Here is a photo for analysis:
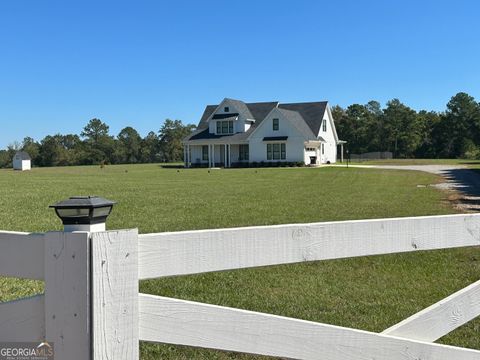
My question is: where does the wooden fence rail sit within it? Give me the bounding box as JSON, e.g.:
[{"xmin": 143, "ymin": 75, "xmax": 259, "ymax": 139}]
[
  {"xmin": 138, "ymin": 213, "xmax": 480, "ymax": 279},
  {"xmin": 1, "ymin": 214, "xmax": 480, "ymax": 360}
]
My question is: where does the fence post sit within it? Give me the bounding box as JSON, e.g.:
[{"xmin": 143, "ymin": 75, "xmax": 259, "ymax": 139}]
[
  {"xmin": 91, "ymin": 229, "xmax": 139, "ymax": 360},
  {"xmin": 44, "ymin": 231, "xmax": 91, "ymax": 359},
  {"xmin": 45, "ymin": 196, "xmax": 139, "ymax": 359}
]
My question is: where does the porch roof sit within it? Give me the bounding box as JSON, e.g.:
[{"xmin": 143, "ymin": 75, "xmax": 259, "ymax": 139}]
[
  {"xmin": 184, "ymin": 128, "xmax": 250, "ymax": 144},
  {"xmin": 263, "ymin": 136, "xmax": 288, "ymax": 141},
  {"xmin": 211, "ymin": 113, "xmax": 239, "ymax": 120}
]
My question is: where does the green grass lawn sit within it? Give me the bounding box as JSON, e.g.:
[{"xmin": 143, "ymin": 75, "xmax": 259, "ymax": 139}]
[{"xmin": 0, "ymin": 164, "xmax": 479, "ymax": 359}]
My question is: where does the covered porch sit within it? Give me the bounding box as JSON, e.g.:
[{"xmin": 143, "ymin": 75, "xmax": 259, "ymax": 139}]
[
  {"xmin": 337, "ymin": 140, "xmax": 347, "ymax": 162},
  {"xmin": 183, "ymin": 142, "xmax": 249, "ymax": 168},
  {"xmin": 304, "ymin": 140, "xmax": 324, "ymax": 165}
]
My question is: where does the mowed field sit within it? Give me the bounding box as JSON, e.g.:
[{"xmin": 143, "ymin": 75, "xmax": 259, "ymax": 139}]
[{"xmin": 1, "ymin": 164, "xmax": 479, "ymax": 359}]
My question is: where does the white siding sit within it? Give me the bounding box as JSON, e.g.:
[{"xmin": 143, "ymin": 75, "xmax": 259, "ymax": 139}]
[
  {"xmin": 22, "ymin": 160, "xmax": 31, "ymax": 170},
  {"xmin": 304, "ymin": 149, "xmax": 318, "ymax": 165},
  {"xmin": 230, "ymin": 144, "xmax": 241, "ymax": 164},
  {"xmin": 190, "ymin": 146, "xmax": 205, "ymax": 165},
  {"xmin": 248, "ymin": 109, "xmax": 306, "ymax": 163},
  {"xmin": 318, "ymin": 107, "xmax": 337, "ymax": 163},
  {"xmin": 13, "ymin": 158, "xmax": 31, "ymax": 170},
  {"xmin": 207, "ymin": 99, "xmax": 250, "ymax": 135}
]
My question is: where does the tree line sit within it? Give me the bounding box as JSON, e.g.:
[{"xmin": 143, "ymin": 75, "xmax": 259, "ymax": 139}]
[
  {"xmin": 333, "ymin": 92, "xmax": 480, "ymax": 159},
  {"xmin": 0, "ymin": 119, "xmax": 195, "ymax": 168},
  {"xmin": 1, "ymin": 91, "xmax": 479, "ymax": 168}
]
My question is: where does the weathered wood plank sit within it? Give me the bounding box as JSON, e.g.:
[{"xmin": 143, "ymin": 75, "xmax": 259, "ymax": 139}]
[
  {"xmin": 138, "ymin": 214, "xmax": 480, "ymax": 279},
  {"xmin": 383, "ymin": 279, "xmax": 480, "ymax": 342},
  {"xmin": 44, "ymin": 232, "xmax": 90, "ymax": 360},
  {"xmin": 0, "ymin": 294, "xmax": 45, "ymax": 341},
  {"xmin": 138, "ymin": 293, "xmax": 480, "ymax": 360},
  {"xmin": 0, "ymin": 231, "xmax": 44, "ymax": 280},
  {"xmin": 91, "ymin": 230, "xmax": 139, "ymax": 360}
]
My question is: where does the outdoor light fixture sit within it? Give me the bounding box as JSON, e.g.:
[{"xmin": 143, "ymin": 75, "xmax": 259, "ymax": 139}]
[{"xmin": 50, "ymin": 196, "xmax": 116, "ymax": 232}]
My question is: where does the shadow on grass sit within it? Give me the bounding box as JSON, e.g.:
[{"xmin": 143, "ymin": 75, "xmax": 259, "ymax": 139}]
[
  {"xmin": 440, "ymin": 168, "xmax": 480, "ymax": 211},
  {"xmin": 160, "ymin": 164, "xmax": 185, "ymax": 169}
]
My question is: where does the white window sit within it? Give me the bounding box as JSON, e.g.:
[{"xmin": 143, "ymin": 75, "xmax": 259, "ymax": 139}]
[
  {"xmin": 267, "ymin": 143, "xmax": 286, "ymax": 160},
  {"xmin": 216, "ymin": 120, "xmax": 234, "ymax": 134},
  {"xmin": 239, "ymin": 144, "xmax": 249, "ymax": 161},
  {"xmin": 202, "ymin": 145, "xmax": 209, "ymax": 160},
  {"xmin": 224, "ymin": 106, "xmax": 229, "ymax": 112},
  {"xmin": 322, "ymin": 119, "xmax": 327, "ymax": 132},
  {"xmin": 273, "ymin": 118, "xmax": 279, "ymax": 131}
]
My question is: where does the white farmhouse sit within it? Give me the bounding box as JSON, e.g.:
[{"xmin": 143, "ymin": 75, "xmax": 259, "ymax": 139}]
[
  {"xmin": 13, "ymin": 151, "xmax": 32, "ymax": 171},
  {"xmin": 183, "ymin": 98, "xmax": 345, "ymax": 167}
]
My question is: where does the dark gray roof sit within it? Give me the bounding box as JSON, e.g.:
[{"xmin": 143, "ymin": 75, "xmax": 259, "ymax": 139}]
[
  {"xmin": 225, "ymin": 98, "xmax": 255, "ymax": 120},
  {"xmin": 278, "ymin": 101, "xmax": 328, "ymax": 136},
  {"xmin": 275, "ymin": 108, "xmax": 316, "ymax": 138},
  {"xmin": 198, "ymin": 105, "xmax": 218, "ymax": 127},
  {"xmin": 186, "ymin": 99, "xmax": 328, "ymax": 142},
  {"xmin": 187, "ymin": 128, "xmax": 250, "ymax": 142},
  {"xmin": 246, "ymin": 102, "xmax": 280, "ymax": 122},
  {"xmin": 212, "ymin": 113, "xmax": 239, "ymax": 120},
  {"xmin": 187, "ymin": 101, "xmax": 279, "ymax": 142},
  {"xmin": 15, "ymin": 151, "xmax": 31, "ymax": 160}
]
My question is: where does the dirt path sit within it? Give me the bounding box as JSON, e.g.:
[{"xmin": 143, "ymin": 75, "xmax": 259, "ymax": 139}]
[{"xmin": 332, "ymin": 164, "xmax": 480, "ymax": 211}]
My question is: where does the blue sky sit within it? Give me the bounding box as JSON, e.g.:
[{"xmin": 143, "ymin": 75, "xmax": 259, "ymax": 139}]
[{"xmin": 1, "ymin": 0, "xmax": 479, "ymax": 148}]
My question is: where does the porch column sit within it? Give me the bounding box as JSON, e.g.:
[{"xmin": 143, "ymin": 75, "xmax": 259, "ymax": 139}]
[
  {"xmin": 341, "ymin": 143, "xmax": 344, "ymax": 163},
  {"xmin": 208, "ymin": 145, "xmax": 211, "ymax": 168},
  {"xmin": 187, "ymin": 144, "xmax": 190, "ymax": 168},
  {"xmin": 212, "ymin": 144, "xmax": 215, "ymax": 167},
  {"xmin": 228, "ymin": 144, "xmax": 231, "ymax": 168},
  {"xmin": 224, "ymin": 145, "xmax": 227, "ymax": 168},
  {"xmin": 183, "ymin": 145, "xmax": 187, "ymax": 168}
]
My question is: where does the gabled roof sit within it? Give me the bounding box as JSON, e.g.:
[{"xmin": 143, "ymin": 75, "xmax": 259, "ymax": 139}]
[
  {"xmin": 275, "ymin": 108, "xmax": 316, "ymax": 139},
  {"xmin": 188, "ymin": 101, "xmax": 279, "ymax": 142},
  {"xmin": 278, "ymin": 101, "xmax": 328, "ymax": 136},
  {"xmin": 186, "ymin": 99, "xmax": 330, "ymax": 142},
  {"xmin": 14, "ymin": 151, "xmax": 31, "ymax": 160},
  {"xmin": 225, "ymin": 98, "xmax": 255, "ymax": 120}
]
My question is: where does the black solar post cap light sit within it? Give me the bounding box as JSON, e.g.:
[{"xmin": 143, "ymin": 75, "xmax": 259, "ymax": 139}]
[{"xmin": 50, "ymin": 196, "xmax": 116, "ymax": 232}]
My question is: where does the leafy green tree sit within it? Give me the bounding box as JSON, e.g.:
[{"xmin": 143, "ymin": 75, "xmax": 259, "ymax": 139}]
[
  {"xmin": 81, "ymin": 119, "xmax": 110, "ymax": 143},
  {"xmin": 21, "ymin": 137, "xmax": 40, "ymax": 165},
  {"xmin": 414, "ymin": 111, "xmax": 441, "ymax": 158},
  {"xmin": 80, "ymin": 119, "xmax": 115, "ymax": 164},
  {"xmin": 0, "ymin": 150, "xmax": 10, "ymax": 168},
  {"xmin": 158, "ymin": 119, "xmax": 196, "ymax": 162},
  {"xmin": 333, "ymin": 102, "xmax": 383, "ymax": 154},
  {"xmin": 38, "ymin": 135, "xmax": 69, "ymax": 166},
  {"xmin": 140, "ymin": 131, "xmax": 160, "ymax": 163},
  {"xmin": 117, "ymin": 126, "xmax": 142, "ymax": 163},
  {"xmin": 439, "ymin": 92, "xmax": 480, "ymax": 158},
  {"xmin": 383, "ymin": 99, "xmax": 419, "ymax": 157}
]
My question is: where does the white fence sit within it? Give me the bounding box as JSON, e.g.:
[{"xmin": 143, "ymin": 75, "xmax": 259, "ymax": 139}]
[{"xmin": 1, "ymin": 214, "xmax": 480, "ymax": 359}]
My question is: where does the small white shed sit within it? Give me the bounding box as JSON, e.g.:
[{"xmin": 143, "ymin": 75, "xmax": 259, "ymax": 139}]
[{"xmin": 13, "ymin": 151, "xmax": 32, "ymax": 171}]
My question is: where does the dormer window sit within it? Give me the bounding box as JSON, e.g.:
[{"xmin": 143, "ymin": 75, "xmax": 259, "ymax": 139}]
[
  {"xmin": 216, "ymin": 120, "xmax": 234, "ymax": 134},
  {"xmin": 273, "ymin": 118, "xmax": 279, "ymax": 131},
  {"xmin": 224, "ymin": 106, "xmax": 229, "ymax": 112}
]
